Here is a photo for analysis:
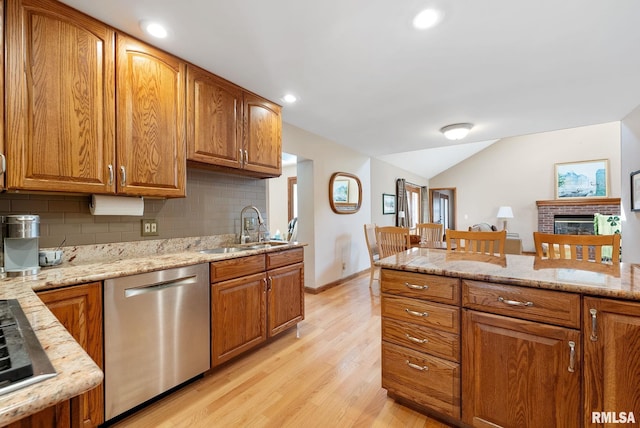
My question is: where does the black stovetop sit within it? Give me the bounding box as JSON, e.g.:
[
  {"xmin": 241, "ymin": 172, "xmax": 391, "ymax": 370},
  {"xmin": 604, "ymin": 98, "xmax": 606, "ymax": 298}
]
[{"xmin": 0, "ymin": 300, "xmax": 56, "ymax": 395}]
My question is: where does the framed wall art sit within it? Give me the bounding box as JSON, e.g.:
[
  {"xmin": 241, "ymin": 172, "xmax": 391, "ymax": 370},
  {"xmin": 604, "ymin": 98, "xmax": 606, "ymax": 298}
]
[
  {"xmin": 555, "ymin": 159, "xmax": 608, "ymax": 199},
  {"xmin": 382, "ymin": 193, "xmax": 395, "ymax": 215}
]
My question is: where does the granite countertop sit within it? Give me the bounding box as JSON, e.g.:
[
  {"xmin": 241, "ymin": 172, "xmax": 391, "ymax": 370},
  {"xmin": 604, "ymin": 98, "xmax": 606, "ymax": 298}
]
[
  {"xmin": 0, "ymin": 237, "xmax": 304, "ymax": 426},
  {"xmin": 377, "ymin": 247, "xmax": 640, "ymax": 300}
]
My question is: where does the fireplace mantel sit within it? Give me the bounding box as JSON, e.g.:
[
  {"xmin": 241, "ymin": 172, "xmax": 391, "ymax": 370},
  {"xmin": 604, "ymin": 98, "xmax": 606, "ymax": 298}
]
[{"xmin": 536, "ymin": 198, "xmax": 621, "ymax": 207}]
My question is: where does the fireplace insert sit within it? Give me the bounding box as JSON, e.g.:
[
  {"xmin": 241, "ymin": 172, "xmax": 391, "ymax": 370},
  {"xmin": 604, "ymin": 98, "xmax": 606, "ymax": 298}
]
[{"xmin": 554, "ymin": 214, "xmax": 594, "ymax": 235}]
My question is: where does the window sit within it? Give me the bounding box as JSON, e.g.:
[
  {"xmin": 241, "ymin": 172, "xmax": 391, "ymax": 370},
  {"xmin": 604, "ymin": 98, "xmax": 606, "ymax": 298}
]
[{"xmin": 405, "ymin": 183, "xmax": 422, "ymax": 229}]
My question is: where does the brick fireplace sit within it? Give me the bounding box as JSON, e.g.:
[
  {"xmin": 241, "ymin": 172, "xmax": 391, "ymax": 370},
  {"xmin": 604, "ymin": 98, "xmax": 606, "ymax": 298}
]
[{"xmin": 536, "ymin": 198, "xmax": 621, "ymax": 234}]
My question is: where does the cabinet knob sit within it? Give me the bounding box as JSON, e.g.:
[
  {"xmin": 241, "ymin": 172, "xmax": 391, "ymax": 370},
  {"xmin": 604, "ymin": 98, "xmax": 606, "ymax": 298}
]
[
  {"xmin": 405, "ymin": 308, "xmax": 429, "ymax": 317},
  {"xmin": 498, "ymin": 296, "xmax": 534, "ymax": 307},
  {"xmin": 405, "ymin": 360, "xmax": 428, "ymax": 372},
  {"xmin": 120, "ymin": 165, "xmax": 126, "ymax": 186},
  {"xmin": 0, "ymin": 154, "xmax": 6, "ymax": 175},
  {"xmin": 404, "ymin": 282, "xmax": 429, "ymax": 291},
  {"xmin": 107, "ymin": 164, "xmax": 114, "ymax": 186}
]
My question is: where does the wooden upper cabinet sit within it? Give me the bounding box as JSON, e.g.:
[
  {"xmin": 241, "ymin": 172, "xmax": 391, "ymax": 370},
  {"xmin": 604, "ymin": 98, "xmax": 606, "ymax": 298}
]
[
  {"xmin": 186, "ymin": 64, "xmax": 242, "ymax": 169},
  {"xmin": 243, "ymin": 93, "xmax": 282, "ymax": 177},
  {"xmin": 5, "ymin": 0, "xmax": 116, "ymax": 193},
  {"xmin": 116, "ymin": 34, "xmax": 186, "ymax": 197}
]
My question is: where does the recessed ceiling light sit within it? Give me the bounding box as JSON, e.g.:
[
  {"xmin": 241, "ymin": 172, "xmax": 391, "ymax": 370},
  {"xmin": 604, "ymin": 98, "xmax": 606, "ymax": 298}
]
[
  {"xmin": 140, "ymin": 20, "xmax": 168, "ymax": 39},
  {"xmin": 440, "ymin": 123, "xmax": 473, "ymax": 140},
  {"xmin": 282, "ymin": 94, "xmax": 298, "ymax": 104},
  {"xmin": 412, "ymin": 8, "xmax": 442, "ymax": 30}
]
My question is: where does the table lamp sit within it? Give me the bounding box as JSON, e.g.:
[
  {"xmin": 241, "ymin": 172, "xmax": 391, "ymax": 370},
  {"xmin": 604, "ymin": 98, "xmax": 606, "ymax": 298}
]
[{"xmin": 496, "ymin": 206, "xmax": 514, "ymax": 231}]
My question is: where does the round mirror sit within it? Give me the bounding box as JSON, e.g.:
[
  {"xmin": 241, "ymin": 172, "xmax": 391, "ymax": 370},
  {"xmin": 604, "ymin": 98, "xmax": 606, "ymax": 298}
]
[{"xmin": 329, "ymin": 172, "xmax": 362, "ymax": 214}]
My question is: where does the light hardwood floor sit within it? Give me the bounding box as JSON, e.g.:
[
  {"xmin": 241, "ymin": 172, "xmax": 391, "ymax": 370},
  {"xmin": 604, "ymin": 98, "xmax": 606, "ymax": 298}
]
[{"xmin": 111, "ymin": 273, "xmax": 450, "ymax": 428}]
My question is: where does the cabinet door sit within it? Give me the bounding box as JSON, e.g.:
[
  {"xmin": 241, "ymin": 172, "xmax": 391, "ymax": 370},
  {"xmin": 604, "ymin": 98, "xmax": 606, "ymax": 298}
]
[
  {"xmin": 186, "ymin": 64, "xmax": 242, "ymax": 169},
  {"xmin": 5, "ymin": 402, "xmax": 71, "ymax": 428},
  {"xmin": 116, "ymin": 34, "xmax": 186, "ymax": 197},
  {"xmin": 38, "ymin": 282, "xmax": 104, "ymax": 427},
  {"xmin": 242, "ymin": 93, "xmax": 281, "ymax": 177},
  {"xmin": 267, "ymin": 262, "xmax": 304, "ymax": 337},
  {"xmin": 211, "ymin": 272, "xmax": 267, "ymax": 366},
  {"xmin": 6, "ymin": 0, "xmax": 116, "ymax": 193},
  {"xmin": 584, "ymin": 297, "xmax": 640, "ymax": 427},
  {"xmin": 462, "ymin": 310, "xmax": 581, "ymax": 428}
]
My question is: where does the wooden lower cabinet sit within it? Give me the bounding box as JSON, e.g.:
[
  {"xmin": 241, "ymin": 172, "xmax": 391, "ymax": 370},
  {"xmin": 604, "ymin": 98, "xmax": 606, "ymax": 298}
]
[
  {"xmin": 211, "ymin": 271, "xmax": 267, "ymax": 366},
  {"xmin": 267, "ymin": 258, "xmax": 304, "ymax": 337},
  {"xmin": 583, "ymin": 297, "xmax": 640, "ymax": 427},
  {"xmin": 16, "ymin": 282, "xmax": 104, "ymax": 428},
  {"xmin": 462, "ymin": 309, "xmax": 581, "ymax": 428},
  {"xmin": 211, "ymin": 248, "xmax": 305, "ymax": 367}
]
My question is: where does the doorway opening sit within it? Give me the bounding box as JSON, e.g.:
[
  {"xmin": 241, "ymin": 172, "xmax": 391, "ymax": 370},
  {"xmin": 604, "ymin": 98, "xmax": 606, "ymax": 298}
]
[{"xmin": 429, "ymin": 188, "xmax": 456, "ymax": 232}]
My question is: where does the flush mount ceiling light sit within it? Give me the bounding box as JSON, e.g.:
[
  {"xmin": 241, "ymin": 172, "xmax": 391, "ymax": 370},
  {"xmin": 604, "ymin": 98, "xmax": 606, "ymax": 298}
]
[
  {"xmin": 440, "ymin": 123, "xmax": 473, "ymax": 140},
  {"xmin": 412, "ymin": 8, "xmax": 443, "ymax": 30},
  {"xmin": 139, "ymin": 20, "xmax": 168, "ymax": 39}
]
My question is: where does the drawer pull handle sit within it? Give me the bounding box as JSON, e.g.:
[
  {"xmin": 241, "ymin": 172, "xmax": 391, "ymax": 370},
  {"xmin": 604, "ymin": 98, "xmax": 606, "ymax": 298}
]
[
  {"xmin": 405, "ymin": 360, "xmax": 428, "ymax": 371},
  {"xmin": 498, "ymin": 296, "xmax": 533, "ymax": 307},
  {"xmin": 404, "ymin": 282, "xmax": 429, "ymax": 291},
  {"xmin": 568, "ymin": 341, "xmax": 576, "ymax": 373},
  {"xmin": 405, "ymin": 333, "xmax": 428, "ymax": 344},
  {"xmin": 405, "ymin": 308, "xmax": 429, "ymax": 317},
  {"xmin": 590, "ymin": 309, "xmax": 598, "ymax": 342}
]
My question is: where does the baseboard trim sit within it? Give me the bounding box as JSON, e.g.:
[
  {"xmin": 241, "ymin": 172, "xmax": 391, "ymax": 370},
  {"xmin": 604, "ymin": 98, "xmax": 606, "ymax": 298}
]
[{"xmin": 304, "ymin": 269, "xmax": 369, "ymax": 294}]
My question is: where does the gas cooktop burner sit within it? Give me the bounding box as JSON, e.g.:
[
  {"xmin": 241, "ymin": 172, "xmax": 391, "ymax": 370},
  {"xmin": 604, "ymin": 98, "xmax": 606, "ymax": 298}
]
[{"xmin": 0, "ymin": 300, "xmax": 56, "ymax": 395}]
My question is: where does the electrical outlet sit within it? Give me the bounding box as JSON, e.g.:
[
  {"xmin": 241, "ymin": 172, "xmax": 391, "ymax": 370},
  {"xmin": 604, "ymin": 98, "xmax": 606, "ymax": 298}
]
[{"xmin": 141, "ymin": 219, "xmax": 159, "ymax": 236}]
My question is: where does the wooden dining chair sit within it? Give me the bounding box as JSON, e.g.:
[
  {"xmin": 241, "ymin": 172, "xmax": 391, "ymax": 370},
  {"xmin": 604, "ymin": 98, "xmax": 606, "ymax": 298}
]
[
  {"xmin": 375, "ymin": 226, "xmax": 411, "ymax": 258},
  {"xmin": 415, "ymin": 223, "xmax": 444, "ymax": 243},
  {"xmin": 446, "ymin": 229, "xmax": 507, "ymax": 256},
  {"xmin": 363, "ymin": 224, "xmax": 381, "ymax": 287},
  {"xmin": 533, "ymin": 232, "xmax": 621, "ymax": 263}
]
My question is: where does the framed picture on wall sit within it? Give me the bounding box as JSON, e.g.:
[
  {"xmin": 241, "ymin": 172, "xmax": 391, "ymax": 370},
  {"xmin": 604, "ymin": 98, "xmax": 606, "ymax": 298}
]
[
  {"xmin": 555, "ymin": 159, "xmax": 608, "ymax": 199},
  {"xmin": 382, "ymin": 193, "xmax": 396, "ymax": 215},
  {"xmin": 631, "ymin": 170, "xmax": 640, "ymax": 211}
]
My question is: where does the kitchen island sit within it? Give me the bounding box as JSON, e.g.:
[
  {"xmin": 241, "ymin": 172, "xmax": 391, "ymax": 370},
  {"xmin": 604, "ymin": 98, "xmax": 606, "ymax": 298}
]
[
  {"xmin": 0, "ymin": 237, "xmax": 304, "ymax": 426},
  {"xmin": 377, "ymin": 247, "xmax": 640, "ymax": 428}
]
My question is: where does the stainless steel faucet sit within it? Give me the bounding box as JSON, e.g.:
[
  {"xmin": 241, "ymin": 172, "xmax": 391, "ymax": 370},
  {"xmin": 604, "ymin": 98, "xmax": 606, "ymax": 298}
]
[{"xmin": 239, "ymin": 205, "xmax": 265, "ymax": 244}]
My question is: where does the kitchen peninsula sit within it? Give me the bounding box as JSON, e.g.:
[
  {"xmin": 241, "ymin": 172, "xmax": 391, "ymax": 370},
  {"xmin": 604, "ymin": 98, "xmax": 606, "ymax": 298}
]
[
  {"xmin": 378, "ymin": 247, "xmax": 640, "ymax": 427},
  {"xmin": 0, "ymin": 237, "xmax": 305, "ymax": 427}
]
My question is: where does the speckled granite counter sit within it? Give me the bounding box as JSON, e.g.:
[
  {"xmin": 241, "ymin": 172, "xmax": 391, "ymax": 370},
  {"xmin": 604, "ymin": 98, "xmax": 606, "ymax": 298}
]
[
  {"xmin": 0, "ymin": 236, "xmax": 303, "ymax": 426},
  {"xmin": 377, "ymin": 247, "xmax": 640, "ymax": 300}
]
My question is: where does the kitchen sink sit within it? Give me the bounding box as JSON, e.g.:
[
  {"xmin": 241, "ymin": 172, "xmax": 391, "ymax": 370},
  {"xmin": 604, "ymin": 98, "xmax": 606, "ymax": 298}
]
[
  {"xmin": 199, "ymin": 241, "xmax": 288, "ymax": 255},
  {"xmin": 199, "ymin": 247, "xmax": 245, "ymax": 254}
]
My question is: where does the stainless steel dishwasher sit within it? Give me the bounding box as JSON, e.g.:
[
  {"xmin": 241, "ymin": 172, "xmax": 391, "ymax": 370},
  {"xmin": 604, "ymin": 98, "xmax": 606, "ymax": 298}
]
[{"xmin": 104, "ymin": 263, "xmax": 210, "ymax": 421}]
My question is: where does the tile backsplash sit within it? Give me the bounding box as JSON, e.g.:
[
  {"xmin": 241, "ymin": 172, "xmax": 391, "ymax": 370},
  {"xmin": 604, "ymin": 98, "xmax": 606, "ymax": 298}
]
[{"xmin": 0, "ymin": 169, "xmax": 267, "ymax": 248}]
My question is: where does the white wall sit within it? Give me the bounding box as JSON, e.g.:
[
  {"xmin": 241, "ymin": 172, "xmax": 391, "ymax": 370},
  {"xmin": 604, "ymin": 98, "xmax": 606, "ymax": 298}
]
[
  {"xmin": 429, "ymin": 122, "xmax": 621, "ymax": 252},
  {"xmin": 282, "ymin": 122, "xmax": 425, "ymax": 290},
  {"xmin": 621, "ymin": 105, "xmax": 640, "ymax": 262},
  {"xmin": 267, "ymin": 164, "xmax": 297, "ymax": 238},
  {"xmin": 370, "ymin": 158, "xmax": 428, "ymax": 227}
]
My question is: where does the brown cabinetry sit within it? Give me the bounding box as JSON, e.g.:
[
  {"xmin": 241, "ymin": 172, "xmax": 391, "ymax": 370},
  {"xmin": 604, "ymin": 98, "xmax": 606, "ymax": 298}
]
[
  {"xmin": 5, "ymin": 0, "xmax": 116, "ymax": 194},
  {"xmin": 5, "ymin": 0, "xmax": 185, "ymax": 197},
  {"xmin": 211, "ymin": 248, "xmax": 304, "ymax": 367},
  {"xmin": 116, "ymin": 34, "xmax": 186, "ymax": 197},
  {"xmin": 583, "ymin": 297, "xmax": 640, "ymax": 427},
  {"xmin": 462, "ymin": 310, "xmax": 581, "ymax": 428},
  {"xmin": 187, "ymin": 66, "xmax": 281, "ymax": 178},
  {"xmin": 30, "ymin": 282, "xmax": 104, "ymax": 428},
  {"xmin": 461, "ymin": 280, "xmax": 581, "ymax": 427},
  {"xmin": 266, "ymin": 248, "xmax": 304, "ymax": 336},
  {"xmin": 380, "ymin": 269, "xmax": 461, "ymax": 419}
]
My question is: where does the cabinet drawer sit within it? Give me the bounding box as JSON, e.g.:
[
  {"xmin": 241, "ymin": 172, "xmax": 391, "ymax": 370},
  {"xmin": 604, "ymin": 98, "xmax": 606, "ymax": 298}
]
[
  {"xmin": 382, "ymin": 318, "xmax": 460, "ymax": 362},
  {"xmin": 462, "ymin": 280, "xmax": 581, "ymax": 328},
  {"xmin": 382, "ymin": 342, "xmax": 460, "ymax": 418},
  {"xmin": 382, "ymin": 294, "xmax": 459, "ymax": 333},
  {"xmin": 381, "ymin": 269, "xmax": 460, "ymax": 304},
  {"xmin": 266, "ymin": 247, "xmax": 304, "ymax": 270},
  {"xmin": 210, "ymin": 254, "xmax": 265, "ymax": 282}
]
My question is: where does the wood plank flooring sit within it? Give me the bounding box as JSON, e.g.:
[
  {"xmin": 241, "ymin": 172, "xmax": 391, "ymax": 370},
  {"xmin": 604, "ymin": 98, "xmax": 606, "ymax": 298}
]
[{"xmin": 111, "ymin": 273, "xmax": 451, "ymax": 428}]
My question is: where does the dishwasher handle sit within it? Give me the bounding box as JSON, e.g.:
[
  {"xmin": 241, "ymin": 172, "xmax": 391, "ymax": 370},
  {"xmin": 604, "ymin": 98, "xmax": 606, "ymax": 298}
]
[{"xmin": 124, "ymin": 275, "xmax": 199, "ymax": 298}]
